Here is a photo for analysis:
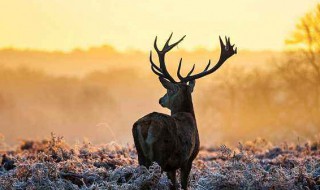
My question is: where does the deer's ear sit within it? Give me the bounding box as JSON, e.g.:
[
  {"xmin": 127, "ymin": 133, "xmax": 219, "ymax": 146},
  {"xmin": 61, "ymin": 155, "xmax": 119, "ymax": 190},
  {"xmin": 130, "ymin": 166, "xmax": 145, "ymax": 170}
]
[
  {"xmin": 188, "ymin": 80, "xmax": 196, "ymax": 92},
  {"xmin": 159, "ymin": 77, "xmax": 176, "ymax": 90}
]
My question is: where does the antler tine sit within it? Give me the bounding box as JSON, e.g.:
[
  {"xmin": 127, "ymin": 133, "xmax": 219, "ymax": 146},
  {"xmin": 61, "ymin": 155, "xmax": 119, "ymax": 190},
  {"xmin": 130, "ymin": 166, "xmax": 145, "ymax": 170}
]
[
  {"xmin": 219, "ymin": 36, "xmax": 225, "ymax": 49},
  {"xmin": 151, "ymin": 65, "xmax": 165, "ymax": 78},
  {"xmin": 164, "ymin": 35, "xmax": 185, "ymax": 52},
  {"xmin": 203, "ymin": 60, "xmax": 211, "ymax": 71},
  {"xmin": 177, "ymin": 59, "xmax": 195, "ymax": 81},
  {"xmin": 150, "ymin": 50, "xmax": 167, "ymax": 79},
  {"xmin": 163, "ymin": 32, "xmax": 173, "ymax": 49},
  {"xmin": 149, "ymin": 51, "xmax": 162, "ymax": 73},
  {"xmin": 186, "ymin": 64, "xmax": 195, "ymax": 77},
  {"xmin": 225, "ymin": 36, "xmax": 229, "ymax": 47},
  {"xmin": 179, "ymin": 36, "xmax": 237, "ymax": 83},
  {"xmin": 177, "ymin": 58, "xmax": 184, "ymax": 81},
  {"xmin": 154, "ymin": 36, "xmax": 160, "ymax": 53},
  {"xmin": 155, "ymin": 33, "xmax": 185, "ymax": 54}
]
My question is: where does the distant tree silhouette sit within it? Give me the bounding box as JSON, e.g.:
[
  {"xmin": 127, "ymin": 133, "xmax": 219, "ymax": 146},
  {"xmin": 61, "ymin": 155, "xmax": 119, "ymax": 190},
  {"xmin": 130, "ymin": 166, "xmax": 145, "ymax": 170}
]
[{"xmin": 278, "ymin": 3, "xmax": 320, "ymax": 127}]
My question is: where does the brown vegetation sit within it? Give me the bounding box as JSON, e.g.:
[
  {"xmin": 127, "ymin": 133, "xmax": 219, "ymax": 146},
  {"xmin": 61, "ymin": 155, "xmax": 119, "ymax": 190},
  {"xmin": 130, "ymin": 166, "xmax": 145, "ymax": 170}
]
[{"xmin": 0, "ymin": 136, "xmax": 320, "ymax": 189}]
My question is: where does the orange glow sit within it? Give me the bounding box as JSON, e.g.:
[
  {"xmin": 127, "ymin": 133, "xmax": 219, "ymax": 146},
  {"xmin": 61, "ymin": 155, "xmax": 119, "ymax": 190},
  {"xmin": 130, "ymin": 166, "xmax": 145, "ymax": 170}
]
[
  {"xmin": 0, "ymin": 0, "xmax": 319, "ymax": 51},
  {"xmin": 0, "ymin": 1, "xmax": 320, "ymax": 146}
]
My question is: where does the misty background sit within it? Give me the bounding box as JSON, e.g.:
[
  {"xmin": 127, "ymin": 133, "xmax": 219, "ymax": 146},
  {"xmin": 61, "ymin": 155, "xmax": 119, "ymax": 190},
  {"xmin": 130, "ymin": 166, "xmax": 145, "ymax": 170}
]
[{"xmin": 1, "ymin": 4, "xmax": 320, "ymax": 147}]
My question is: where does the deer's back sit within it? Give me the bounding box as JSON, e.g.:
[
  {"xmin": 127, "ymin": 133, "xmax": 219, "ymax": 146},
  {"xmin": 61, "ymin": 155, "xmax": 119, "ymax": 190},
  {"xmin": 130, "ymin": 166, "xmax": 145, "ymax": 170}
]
[{"xmin": 132, "ymin": 112, "xmax": 198, "ymax": 171}]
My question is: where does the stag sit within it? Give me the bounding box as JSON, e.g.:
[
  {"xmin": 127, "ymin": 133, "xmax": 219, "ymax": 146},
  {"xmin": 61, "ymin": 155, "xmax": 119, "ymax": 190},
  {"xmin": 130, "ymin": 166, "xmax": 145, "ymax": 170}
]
[{"xmin": 132, "ymin": 33, "xmax": 237, "ymax": 190}]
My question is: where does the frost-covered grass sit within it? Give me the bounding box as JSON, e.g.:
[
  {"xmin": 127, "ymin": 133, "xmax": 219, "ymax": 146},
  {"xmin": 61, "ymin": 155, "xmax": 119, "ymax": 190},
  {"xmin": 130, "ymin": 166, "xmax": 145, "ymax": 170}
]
[{"xmin": 1, "ymin": 135, "xmax": 320, "ymax": 189}]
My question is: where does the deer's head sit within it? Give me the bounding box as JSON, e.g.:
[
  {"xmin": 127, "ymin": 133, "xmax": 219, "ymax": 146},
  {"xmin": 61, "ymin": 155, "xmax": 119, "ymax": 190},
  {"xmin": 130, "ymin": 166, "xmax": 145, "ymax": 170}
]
[
  {"xmin": 150, "ymin": 33, "xmax": 237, "ymax": 113},
  {"xmin": 158, "ymin": 77, "xmax": 195, "ymax": 110}
]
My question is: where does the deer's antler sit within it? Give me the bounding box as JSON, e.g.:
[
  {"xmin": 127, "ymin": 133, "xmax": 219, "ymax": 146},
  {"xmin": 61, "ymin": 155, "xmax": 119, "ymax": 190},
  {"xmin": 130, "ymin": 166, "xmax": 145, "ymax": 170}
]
[
  {"xmin": 150, "ymin": 33, "xmax": 185, "ymax": 83},
  {"xmin": 150, "ymin": 34, "xmax": 237, "ymax": 83},
  {"xmin": 177, "ymin": 36, "xmax": 237, "ymax": 83}
]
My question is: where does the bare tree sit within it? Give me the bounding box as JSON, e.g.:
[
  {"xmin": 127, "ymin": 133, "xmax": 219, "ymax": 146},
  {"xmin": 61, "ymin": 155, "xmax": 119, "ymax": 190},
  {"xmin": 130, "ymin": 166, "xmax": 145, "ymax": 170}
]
[{"xmin": 285, "ymin": 4, "xmax": 320, "ymax": 108}]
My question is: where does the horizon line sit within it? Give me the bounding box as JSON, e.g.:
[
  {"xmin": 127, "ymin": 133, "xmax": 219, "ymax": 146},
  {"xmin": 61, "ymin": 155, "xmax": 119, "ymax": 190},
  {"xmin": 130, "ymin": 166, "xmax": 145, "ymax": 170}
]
[{"xmin": 0, "ymin": 44, "xmax": 284, "ymax": 54}]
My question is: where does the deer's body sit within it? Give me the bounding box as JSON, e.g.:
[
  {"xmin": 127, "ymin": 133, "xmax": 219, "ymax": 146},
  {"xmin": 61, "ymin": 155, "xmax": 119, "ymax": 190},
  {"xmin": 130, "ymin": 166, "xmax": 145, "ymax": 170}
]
[
  {"xmin": 132, "ymin": 34, "xmax": 237, "ymax": 190},
  {"xmin": 133, "ymin": 111, "xmax": 199, "ymax": 171}
]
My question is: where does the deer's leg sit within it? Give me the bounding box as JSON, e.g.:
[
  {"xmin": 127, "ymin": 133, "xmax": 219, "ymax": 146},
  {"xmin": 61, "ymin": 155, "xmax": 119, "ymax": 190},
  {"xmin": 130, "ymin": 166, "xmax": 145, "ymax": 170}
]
[
  {"xmin": 167, "ymin": 170, "xmax": 177, "ymax": 190},
  {"xmin": 180, "ymin": 161, "xmax": 192, "ymax": 190},
  {"xmin": 135, "ymin": 148, "xmax": 146, "ymax": 166},
  {"xmin": 132, "ymin": 126, "xmax": 147, "ymax": 166}
]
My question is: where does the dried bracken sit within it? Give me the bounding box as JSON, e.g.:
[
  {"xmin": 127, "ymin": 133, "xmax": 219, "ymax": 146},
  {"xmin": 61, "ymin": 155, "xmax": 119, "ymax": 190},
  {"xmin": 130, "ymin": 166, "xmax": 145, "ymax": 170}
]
[{"xmin": 0, "ymin": 137, "xmax": 319, "ymax": 189}]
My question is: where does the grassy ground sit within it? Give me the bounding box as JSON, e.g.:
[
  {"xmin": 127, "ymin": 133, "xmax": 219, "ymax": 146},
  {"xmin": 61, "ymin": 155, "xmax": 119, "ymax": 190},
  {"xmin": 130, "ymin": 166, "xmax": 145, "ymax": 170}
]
[{"xmin": 0, "ymin": 135, "xmax": 320, "ymax": 190}]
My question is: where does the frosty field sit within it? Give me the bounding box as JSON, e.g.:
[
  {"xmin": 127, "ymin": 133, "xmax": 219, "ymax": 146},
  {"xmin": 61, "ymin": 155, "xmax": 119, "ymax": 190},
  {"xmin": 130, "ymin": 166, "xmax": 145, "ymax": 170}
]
[{"xmin": 0, "ymin": 136, "xmax": 319, "ymax": 190}]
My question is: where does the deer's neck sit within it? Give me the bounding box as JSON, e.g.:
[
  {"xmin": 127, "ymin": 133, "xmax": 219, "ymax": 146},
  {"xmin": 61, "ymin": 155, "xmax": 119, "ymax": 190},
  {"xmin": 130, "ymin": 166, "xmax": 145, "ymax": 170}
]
[{"xmin": 171, "ymin": 94, "xmax": 196, "ymax": 119}]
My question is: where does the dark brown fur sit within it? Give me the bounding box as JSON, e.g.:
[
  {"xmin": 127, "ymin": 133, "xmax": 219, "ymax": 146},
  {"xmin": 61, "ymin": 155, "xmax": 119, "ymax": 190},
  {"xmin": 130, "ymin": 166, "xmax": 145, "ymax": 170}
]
[{"xmin": 132, "ymin": 84, "xmax": 199, "ymax": 190}]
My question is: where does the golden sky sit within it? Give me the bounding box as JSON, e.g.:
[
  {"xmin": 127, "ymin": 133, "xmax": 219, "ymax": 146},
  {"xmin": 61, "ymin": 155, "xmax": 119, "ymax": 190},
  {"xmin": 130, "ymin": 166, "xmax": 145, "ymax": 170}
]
[{"xmin": 0, "ymin": 0, "xmax": 319, "ymax": 51}]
